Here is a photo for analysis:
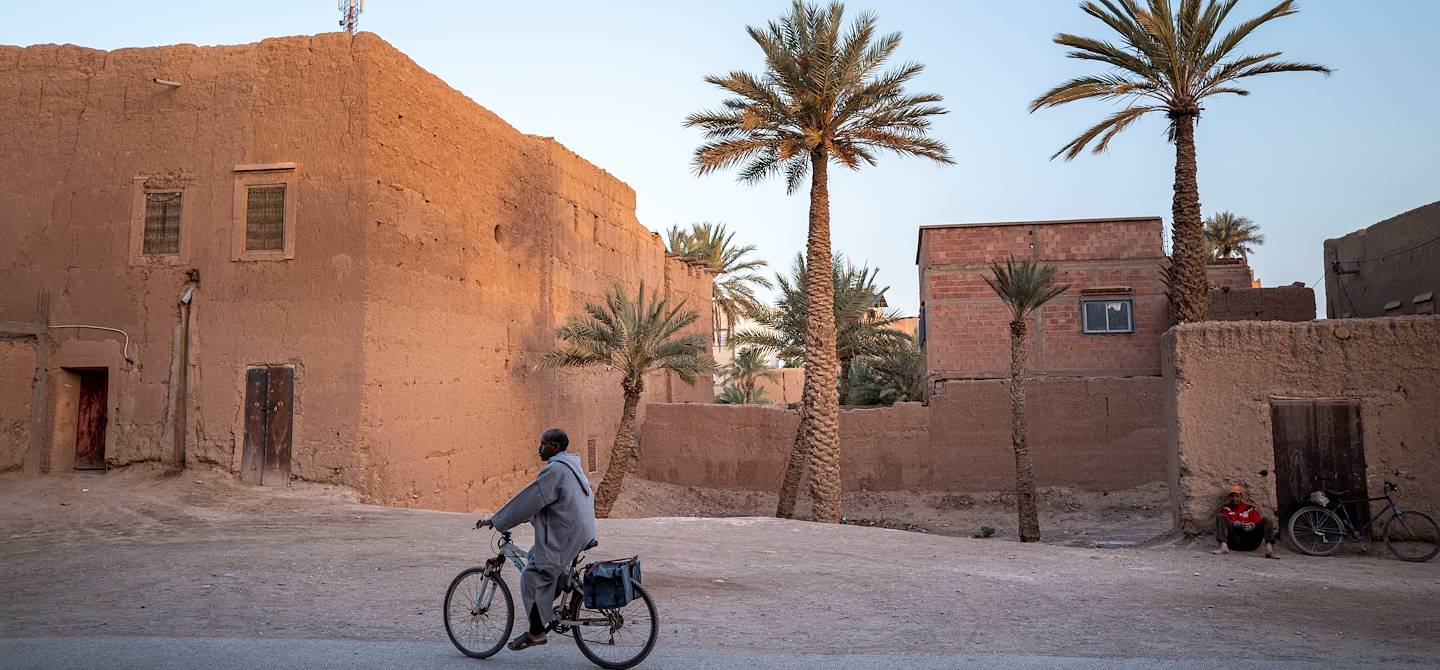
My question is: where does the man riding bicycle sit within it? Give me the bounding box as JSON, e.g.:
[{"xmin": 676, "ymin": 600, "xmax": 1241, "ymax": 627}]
[{"xmin": 476, "ymin": 428, "xmax": 596, "ymax": 651}]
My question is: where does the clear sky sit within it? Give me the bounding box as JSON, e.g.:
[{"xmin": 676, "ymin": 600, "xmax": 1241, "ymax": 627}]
[{"xmin": 5, "ymin": 1, "xmax": 1437, "ymax": 315}]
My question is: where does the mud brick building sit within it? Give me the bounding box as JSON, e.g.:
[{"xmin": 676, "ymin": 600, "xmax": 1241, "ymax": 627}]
[
  {"xmin": 1324, "ymin": 200, "xmax": 1440, "ymax": 319},
  {"xmin": 0, "ymin": 33, "xmax": 713, "ymax": 510}
]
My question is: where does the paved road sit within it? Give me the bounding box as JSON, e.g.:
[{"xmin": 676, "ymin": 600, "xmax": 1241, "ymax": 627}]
[{"xmin": 3, "ymin": 636, "xmax": 1432, "ymax": 670}]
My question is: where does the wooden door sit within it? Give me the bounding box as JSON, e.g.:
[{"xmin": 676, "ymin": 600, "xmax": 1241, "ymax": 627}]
[
  {"xmin": 74, "ymin": 370, "xmax": 108, "ymax": 470},
  {"xmin": 241, "ymin": 366, "xmax": 294, "ymax": 485},
  {"xmin": 1270, "ymin": 400, "xmax": 1367, "ymax": 522}
]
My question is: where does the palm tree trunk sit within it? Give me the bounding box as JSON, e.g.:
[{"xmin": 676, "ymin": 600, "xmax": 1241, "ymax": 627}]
[
  {"xmin": 1008, "ymin": 319, "xmax": 1041, "ymax": 542},
  {"xmin": 775, "ymin": 387, "xmax": 810, "ymax": 519},
  {"xmin": 801, "ymin": 148, "xmax": 843, "ymax": 523},
  {"xmin": 838, "ymin": 357, "xmax": 852, "ymax": 406},
  {"xmin": 593, "ymin": 386, "xmax": 642, "ymax": 518},
  {"xmin": 1169, "ymin": 114, "xmax": 1208, "ymax": 323}
]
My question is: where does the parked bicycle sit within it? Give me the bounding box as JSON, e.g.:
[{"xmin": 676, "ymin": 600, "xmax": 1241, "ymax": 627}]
[
  {"xmin": 1286, "ymin": 481, "xmax": 1438, "ymax": 562},
  {"xmin": 443, "ymin": 529, "xmax": 659, "ymax": 669}
]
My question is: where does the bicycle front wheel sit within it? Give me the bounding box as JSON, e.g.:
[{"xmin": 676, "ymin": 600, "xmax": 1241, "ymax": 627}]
[
  {"xmin": 571, "ymin": 582, "xmax": 659, "ymax": 670},
  {"xmin": 443, "ymin": 567, "xmax": 514, "ymax": 658},
  {"xmin": 1383, "ymin": 510, "xmax": 1439, "ymax": 562},
  {"xmin": 1287, "ymin": 506, "xmax": 1346, "ymax": 556}
]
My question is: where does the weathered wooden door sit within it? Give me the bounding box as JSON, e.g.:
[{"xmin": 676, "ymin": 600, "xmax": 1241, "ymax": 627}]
[
  {"xmin": 1270, "ymin": 400, "xmax": 1367, "ymax": 522},
  {"xmin": 74, "ymin": 370, "xmax": 108, "ymax": 470},
  {"xmin": 241, "ymin": 366, "xmax": 294, "ymax": 484}
]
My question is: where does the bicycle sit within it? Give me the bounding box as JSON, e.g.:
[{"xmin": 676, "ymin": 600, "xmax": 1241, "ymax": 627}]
[
  {"xmin": 443, "ymin": 529, "xmax": 659, "ymax": 669},
  {"xmin": 1286, "ymin": 481, "xmax": 1439, "ymax": 562}
]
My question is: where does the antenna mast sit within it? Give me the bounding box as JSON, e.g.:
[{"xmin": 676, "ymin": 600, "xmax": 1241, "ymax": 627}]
[{"xmin": 339, "ymin": 0, "xmax": 365, "ymax": 35}]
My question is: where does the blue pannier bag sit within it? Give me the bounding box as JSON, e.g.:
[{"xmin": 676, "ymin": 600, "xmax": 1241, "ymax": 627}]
[{"xmin": 583, "ymin": 557, "xmax": 641, "ymax": 610}]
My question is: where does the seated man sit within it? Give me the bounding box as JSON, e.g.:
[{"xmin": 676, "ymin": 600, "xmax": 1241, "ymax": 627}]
[
  {"xmin": 1214, "ymin": 485, "xmax": 1278, "ymax": 559},
  {"xmin": 476, "ymin": 428, "xmax": 596, "ymax": 651}
]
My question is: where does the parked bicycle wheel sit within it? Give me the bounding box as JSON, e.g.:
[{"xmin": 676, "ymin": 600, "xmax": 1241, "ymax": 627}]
[
  {"xmin": 1383, "ymin": 510, "xmax": 1439, "ymax": 562},
  {"xmin": 1287, "ymin": 506, "xmax": 1346, "ymax": 556},
  {"xmin": 571, "ymin": 582, "xmax": 659, "ymax": 670},
  {"xmin": 444, "ymin": 567, "xmax": 513, "ymax": 658}
]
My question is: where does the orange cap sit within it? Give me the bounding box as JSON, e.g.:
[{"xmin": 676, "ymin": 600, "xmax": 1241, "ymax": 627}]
[{"xmin": 1228, "ymin": 485, "xmax": 1245, "ymax": 495}]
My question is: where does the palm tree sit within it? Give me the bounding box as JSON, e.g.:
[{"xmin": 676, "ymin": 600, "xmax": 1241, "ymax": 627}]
[
  {"xmin": 1203, "ymin": 211, "xmax": 1264, "ymax": 260},
  {"xmin": 538, "ymin": 283, "xmax": 714, "ymax": 517},
  {"xmin": 720, "ymin": 347, "xmax": 781, "ymax": 404},
  {"xmin": 716, "ymin": 383, "xmax": 772, "ymax": 405},
  {"xmin": 984, "ymin": 258, "xmax": 1070, "ymax": 542},
  {"xmin": 1030, "ymin": 0, "xmax": 1328, "ymax": 323},
  {"xmin": 847, "ymin": 338, "xmax": 923, "ymax": 406},
  {"xmin": 665, "ymin": 222, "xmax": 772, "ymax": 346},
  {"xmin": 687, "ymin": 0, "xmax": 952, "ymax": 523},
  {"xmin": 734, "ymin": 254, "xmax": 909, "ymax": 403},
  {"xmin": 733, "ymin": 253, "xmax": 908, "ymax": 517}
]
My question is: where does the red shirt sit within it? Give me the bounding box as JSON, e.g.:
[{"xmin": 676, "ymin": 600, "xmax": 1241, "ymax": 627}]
[{"xmin": 1220, "ymin": 503, "xmax": 1261, "ymax": 524}]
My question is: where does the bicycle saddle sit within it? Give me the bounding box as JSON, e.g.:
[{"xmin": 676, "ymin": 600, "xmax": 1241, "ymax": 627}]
[
  {"xmin": 582, "ymin": 538, "xmax": 599, "ymax": 551},
  {"xmin": 1324, "ymin": 489, "xmax": 1350, "ymax": 499}
]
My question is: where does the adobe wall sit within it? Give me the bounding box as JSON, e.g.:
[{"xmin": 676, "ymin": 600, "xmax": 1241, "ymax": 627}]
[
  {"xmin": 1164, "ymin": 317, "xmax": 1440, "ymax": 534},
  {"xmin": 919, "ymin": 219, "xmax": 1169, "ymax": 380},
  {"xmin": 1323, "ymin": 200, "xmax": 1440, "ymax": 318},
  {"xmin": 0, "ymin": 35, "xmax": 368, "ymax": 476},
  {"xmin": 639, "ymin": 377, "xmax": 1165, "ymax": 493},
  {"xmin": 1207, "ymin": 285, "xmax": 1316, "ymax": 322},
  {"xmin": 353, "ymin": 34, "xmax": 713, "ymax": 510},
  {"xmin": 0, "ymin": 337, "xmax": 36, "ymax": 471},
  {"xmin": 0, "ymin": 33, "xmax": 711, "ymax": 510},
  {"xmin": 753, "ymin": 366, "xmax": 804, "ymax": 405}
]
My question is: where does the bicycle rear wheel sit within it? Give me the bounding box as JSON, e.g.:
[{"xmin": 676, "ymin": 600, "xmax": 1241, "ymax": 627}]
[
  {"xmin": 1383, "ymin": 510, "xmax": 1439, "ymax": 562},
  {"xmin": 570, "ymin": 582, "xmax": 659, "ymax": 670},
  {"xmin": 1287, "ymin": 506, "xmax": 1346, "ymax": 556},
  {"xmin": 443, "ymin": 567, "xmax": 513, "ymax": 658}
]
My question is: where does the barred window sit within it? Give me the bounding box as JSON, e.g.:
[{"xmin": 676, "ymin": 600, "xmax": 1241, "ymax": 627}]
[
  {"xmin": 245, "ymin": 186, "xmax": 286, "ymax": 251},
  {"xmin": 143, "ymin": 191, "xmax": 182, "ymax": 255}
]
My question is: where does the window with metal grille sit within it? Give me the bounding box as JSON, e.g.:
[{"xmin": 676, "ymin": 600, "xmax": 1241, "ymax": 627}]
[
  {"xmin": 586, "ymin": 436, "xmax": 598, "ymax": 473},
  {"xmin": 1081, "ymin": 298, "xmax": 1134, "ymax": 334},
  {"xmin": 143, "ymin": 191, "xmax": 182, "ymax": 255},
  {"xmin": 245, "ymin": 186, "xmax": 286, "ymax": 251}
]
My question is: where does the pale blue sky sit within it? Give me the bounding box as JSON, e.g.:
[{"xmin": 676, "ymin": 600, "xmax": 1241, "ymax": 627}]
[{"xmin": 5, "ymin": 1, "xmax": 1437, "ymax": 314}]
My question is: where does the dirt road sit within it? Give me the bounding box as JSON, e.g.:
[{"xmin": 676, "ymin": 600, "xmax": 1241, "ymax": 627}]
[{"xmin": 1, "ymin": 467, "xmax": 1437, "ymax": 666}]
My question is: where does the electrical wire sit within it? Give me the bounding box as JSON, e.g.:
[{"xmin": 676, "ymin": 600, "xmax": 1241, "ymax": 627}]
[
  {"xmin": 48, "ymin": 325, "xmax": 133, "ymax": 363},
  {"xmin": 1332, "ymin": 233, "xmax": 1440, "ymax": 268}
]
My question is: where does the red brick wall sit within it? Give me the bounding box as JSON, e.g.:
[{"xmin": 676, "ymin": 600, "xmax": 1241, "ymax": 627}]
[{"xmin": 919, "ymin": 218, "xmax": 1168, "ymax": 379}]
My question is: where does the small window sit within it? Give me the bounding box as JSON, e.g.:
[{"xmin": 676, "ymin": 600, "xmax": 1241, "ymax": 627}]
[
  {"xmin": 231, "ymin": 164, "xmax": 297, "ymax": 261},
  {"xmin": 142, "ymin": 191, "xmax": 182, "ymax": 255},
  {"xmin": 245, "ymin": 186, "xmax": 287, "ymax": 252},
  {"xmin": 586, "ymin": 436, "xmax": 598, "ymax": 473},
  {"xmin": 1082, "ymin": 299, "xmax": 1134, "ymax": 334}
]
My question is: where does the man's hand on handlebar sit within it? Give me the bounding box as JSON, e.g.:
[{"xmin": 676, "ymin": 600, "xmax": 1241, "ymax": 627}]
[{"xmin": 474, "ymin": 518, "xmax": 493, "ymax": 530}]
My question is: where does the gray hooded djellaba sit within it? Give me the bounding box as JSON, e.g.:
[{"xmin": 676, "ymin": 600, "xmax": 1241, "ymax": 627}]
[{"xmin": 489, "ymin": 451, "xmax": 596, "ymax": 627}]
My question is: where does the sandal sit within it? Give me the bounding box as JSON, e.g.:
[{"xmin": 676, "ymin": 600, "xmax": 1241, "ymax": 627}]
[{"xmin": 508, "ymin": 632, "xmax": 547, "ymax": 651}]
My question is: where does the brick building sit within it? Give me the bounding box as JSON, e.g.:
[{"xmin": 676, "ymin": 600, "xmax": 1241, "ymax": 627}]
[
  {"xmin": 913, "ymin": 216, "xmax": 1313, "ymax": 390},
  {"xmin": 0, "ymin": 33, "xmax": 713, "ymax": 511}
]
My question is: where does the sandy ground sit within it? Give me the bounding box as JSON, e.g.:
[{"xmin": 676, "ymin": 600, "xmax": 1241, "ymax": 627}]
[
  {"xmin": 612, "ymin": 478, "xmax": 1173, "ymax": 545},
  {"xmin": 1, "ymin": 467, "xmax": 1438, "ymax": 665}
]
